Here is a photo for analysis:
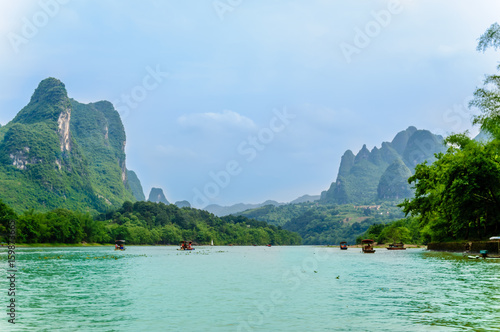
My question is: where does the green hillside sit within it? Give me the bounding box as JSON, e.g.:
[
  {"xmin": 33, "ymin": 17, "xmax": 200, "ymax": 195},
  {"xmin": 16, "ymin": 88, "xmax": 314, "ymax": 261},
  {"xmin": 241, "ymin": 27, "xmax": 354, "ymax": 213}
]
[
  {"xmin": 237, "ymin": 202, "xmax": 404, "ymax": 245},
  {"xmin": 320, "ymin": 126, "xmax": 446, "ymax": 205},
  {"xmin": 0, "ymin": 78, "xmax": 139, "ymax": 213}
]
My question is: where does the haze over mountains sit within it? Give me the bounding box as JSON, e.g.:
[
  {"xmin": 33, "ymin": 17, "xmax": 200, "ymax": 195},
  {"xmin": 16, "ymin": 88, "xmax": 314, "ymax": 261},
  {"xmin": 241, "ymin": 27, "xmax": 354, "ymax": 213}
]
[{"xmin": 0, "ymin": 78, "xmax": 453, "ymax": 219}]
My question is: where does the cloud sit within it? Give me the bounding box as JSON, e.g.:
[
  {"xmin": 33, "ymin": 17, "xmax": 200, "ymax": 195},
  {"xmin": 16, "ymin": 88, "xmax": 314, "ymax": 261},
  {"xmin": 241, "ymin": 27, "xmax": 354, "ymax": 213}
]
[{"xmin": 177, "ymin": 110, "xmax": 256, "ymax": 131}]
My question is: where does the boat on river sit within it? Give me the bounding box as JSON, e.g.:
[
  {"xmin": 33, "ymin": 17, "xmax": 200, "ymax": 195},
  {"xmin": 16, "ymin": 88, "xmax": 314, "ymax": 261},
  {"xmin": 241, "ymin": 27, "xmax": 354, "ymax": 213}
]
[
  {"xmin": 114, "ymin": 240, "xmax": 126, "ymax": 251},
  {"xmin": 467, "ymin": 255, "xmax": 500, "ymax": 259},
  {"xmin": 340, "ymin": 241, "xmax": 348, "ymax": 250},
  {"xmin": 178, "ymin": 241, "xmax": 195, "ymax": 251},
  {"xmin": 468, "ymin": 249, "xmax": 500, "ymax": 259},
  {"xmin": 387, "ymin": 243, "xmax": 406, "ymax": 250},
  {"xmin": 361, "ymin": 239, "xmax": 375, "ymax": 253}
]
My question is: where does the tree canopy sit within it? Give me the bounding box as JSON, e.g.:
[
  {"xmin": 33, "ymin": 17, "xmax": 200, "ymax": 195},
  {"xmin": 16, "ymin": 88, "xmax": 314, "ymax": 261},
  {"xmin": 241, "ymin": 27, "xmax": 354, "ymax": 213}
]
[{"xmin": 400, "ymin": 23, "xmax": 500, "ymax": 242}]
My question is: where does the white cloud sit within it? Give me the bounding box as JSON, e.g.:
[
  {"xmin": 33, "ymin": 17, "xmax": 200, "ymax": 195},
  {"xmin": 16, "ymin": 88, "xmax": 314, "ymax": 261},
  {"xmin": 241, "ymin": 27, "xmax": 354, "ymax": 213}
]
[{"xmin": 177, "ymin": 110, "xmax": 256, "ymax": 131}]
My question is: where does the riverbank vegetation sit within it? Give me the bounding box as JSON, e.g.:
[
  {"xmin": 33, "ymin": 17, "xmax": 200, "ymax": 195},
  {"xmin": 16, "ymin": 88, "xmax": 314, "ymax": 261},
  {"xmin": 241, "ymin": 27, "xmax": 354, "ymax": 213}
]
[
  {"xmin": 0, "ymin": 200, "xmax": 301, "ymax": 245},
  {"xmin": 358, "ymin": 217, "xmax": 420, "ymax": 244}
]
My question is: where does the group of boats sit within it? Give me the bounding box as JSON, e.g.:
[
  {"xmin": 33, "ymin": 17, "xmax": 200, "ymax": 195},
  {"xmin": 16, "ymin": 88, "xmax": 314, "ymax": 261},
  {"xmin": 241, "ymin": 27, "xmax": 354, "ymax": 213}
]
[
  {"xmin": 112, "ymin": 236, "xmax": 500, "ymax": 258},
  {"xmin": 339, "ymin": 239, "xmax": 407, "ymax": 253},
  {"xmin": 113, "ymin": 240, "xmax": 274, "ymax": 251},
  {"xmin": 178, "ymin": 241, "xmax": 195, "ymax": 251}
]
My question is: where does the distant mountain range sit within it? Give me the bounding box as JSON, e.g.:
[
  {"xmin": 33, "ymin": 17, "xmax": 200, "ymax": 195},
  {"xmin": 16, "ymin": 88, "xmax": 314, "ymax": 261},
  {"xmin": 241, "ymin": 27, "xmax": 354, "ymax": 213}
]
[
  {"xmin": 206, "ymin": 127, "xmax": 448, "ymax": 216},
  {"xmin": 0, "ymin": 78, "xmax": 143, "ymax": 213},
  {"xmin": 147, "ymin": 187, "xmax": 169, "ymax": 205},
  {"xmin": 203, "ymin": 194, "xmax": 320, "ymax": 216},
  {"xmin": 320, "ymin": 126, "xmax": 446, "ymax": 205},
  {"xmin": 0, "ymin": 78, "xmax": 472, "ymax": 223}
]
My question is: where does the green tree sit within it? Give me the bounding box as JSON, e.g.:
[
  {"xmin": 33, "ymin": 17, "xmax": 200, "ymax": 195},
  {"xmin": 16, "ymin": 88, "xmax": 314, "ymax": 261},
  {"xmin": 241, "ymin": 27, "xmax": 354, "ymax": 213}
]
[
  {"xmin": 401, "ymin": 23, "xmax": 500, "ymax": 241},
  {"xmin": 472, "ymin": 22, "xmax": 500, "ymax": 137},
  {"xmin": 0, "ymin": 200, "xmax": 17, "ymax": 243}
]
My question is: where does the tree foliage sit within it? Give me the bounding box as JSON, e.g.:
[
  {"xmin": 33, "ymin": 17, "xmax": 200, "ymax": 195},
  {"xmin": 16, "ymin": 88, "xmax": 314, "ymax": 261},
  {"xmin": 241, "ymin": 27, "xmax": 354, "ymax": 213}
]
[
  {"xmin": 401, "ymin": 24, "xmax": 500, "ymax": 242},
  {"xmin": 239, "ymin": 202, "xmax": 404, "ymax": 245},
  {"xmin": 361, "ymin": 218, "xmax": 419, "ymax": 244},
  {"xmin": 401, "ymin": 135, "xmax": 500, "ymax": 241},
  {"xmin": 6, "ymin": 200, "xmax": 301, "ymax": 245}
]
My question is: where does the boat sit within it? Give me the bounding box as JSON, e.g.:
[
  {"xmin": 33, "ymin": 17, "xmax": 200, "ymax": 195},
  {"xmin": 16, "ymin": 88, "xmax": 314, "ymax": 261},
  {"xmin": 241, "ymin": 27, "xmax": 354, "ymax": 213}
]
[
  {"xmin": 361, "ymin": 239, "xmax": 375, "ymax": 253},
  {"xmin": 114, "ymin": 240, "xmax": 126, "ymax": 250},
  {"xmin": 387, "ymin": 243, "xmax": 406, "ymax": 250},
  {"xmin": 340, "ymin": 241, "xmax": 348, "ymax": 250},
  {"xmin": 468, "ymin": 249, "xmax": 500, "ymax": 259},
  {"xmin": 178, "ymin": 241, "xmax": 195, "ymax": 251},
  {"xmin": 467, "ymin": 255, "xmax": 500, "ymax": 259}
]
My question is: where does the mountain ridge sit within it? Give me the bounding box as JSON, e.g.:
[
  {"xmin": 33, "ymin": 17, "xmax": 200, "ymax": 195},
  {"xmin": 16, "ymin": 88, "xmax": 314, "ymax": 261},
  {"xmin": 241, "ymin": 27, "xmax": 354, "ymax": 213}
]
[
  {"xmin": 0, "ymin": 78, "xmax": 142, "ymax": 213},
  {"xmin": 320, "ymin": 126, "xmax": 446, "ymax": 205},
  {"xmin": 203, "ymin": 194, "xmax": 320, "ymax": 217}
]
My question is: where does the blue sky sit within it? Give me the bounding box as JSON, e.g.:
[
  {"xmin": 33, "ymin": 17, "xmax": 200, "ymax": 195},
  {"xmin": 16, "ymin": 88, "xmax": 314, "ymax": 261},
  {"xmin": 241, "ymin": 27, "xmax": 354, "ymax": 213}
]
[{"xmin": 1, "ymin": 1, "xmax": 499, "ymax": 207}]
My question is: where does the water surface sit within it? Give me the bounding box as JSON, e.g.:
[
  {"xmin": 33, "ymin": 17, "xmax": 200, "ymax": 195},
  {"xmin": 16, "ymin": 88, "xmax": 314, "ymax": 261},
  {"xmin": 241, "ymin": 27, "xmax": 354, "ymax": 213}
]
[{"xmin": 1, "ymin": 246, "xmax": 499, "ymax": 331}]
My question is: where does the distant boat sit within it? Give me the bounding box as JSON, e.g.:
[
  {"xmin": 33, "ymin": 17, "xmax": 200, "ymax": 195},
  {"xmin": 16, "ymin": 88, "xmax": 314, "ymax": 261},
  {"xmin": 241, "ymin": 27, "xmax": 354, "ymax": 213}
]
[
  {"xmin": 178, "ymin": 241, "xmax": 195, "ymax": 251},
  {"xmin": 361, "ymin": 239, "xmax": 375, "ymax": 253},
  {"xmin": 387, "ymin": 243, "xmax": 406, "ymax": 250},
  {"xmin": 114, "ymin": 240, "xmax": 126, "ymax": 251},
  {"xmin": 340, "ymin": 241, "xmax": 348, "ymax": 250}
]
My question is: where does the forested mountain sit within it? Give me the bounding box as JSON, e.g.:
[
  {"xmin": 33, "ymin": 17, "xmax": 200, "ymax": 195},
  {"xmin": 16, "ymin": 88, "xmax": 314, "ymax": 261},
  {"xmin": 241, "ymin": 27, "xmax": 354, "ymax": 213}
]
[
  {"xmin": 320, "ymin": 126, "xmax": 446, "ymax": 205},
  {"xmin": 236, "ymin": 126, "xmax": 444, "ymax": 245},
  {"xmin": 237, "ymin": 202, "xmax": 404, "ymax": 245},
  {"xmin": 0, "ymin": 78, "xmax": 141, "ymax": 213},
  {"xmin": 127, "ymin": 170, "xmax": 145, "ymax": 201}
]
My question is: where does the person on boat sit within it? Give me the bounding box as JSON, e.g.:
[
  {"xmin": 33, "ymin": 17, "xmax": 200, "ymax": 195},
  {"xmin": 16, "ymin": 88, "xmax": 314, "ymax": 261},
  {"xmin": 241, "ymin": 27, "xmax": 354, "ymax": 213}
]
[{"xmin": 115, "ymin": 243, "xmax": 118, "ymax": 249}]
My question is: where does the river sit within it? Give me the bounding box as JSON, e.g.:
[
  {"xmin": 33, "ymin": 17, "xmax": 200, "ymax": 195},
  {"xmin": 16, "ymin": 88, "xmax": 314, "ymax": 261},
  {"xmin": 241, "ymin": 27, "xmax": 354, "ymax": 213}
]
[{"xmin": 1, "ymin": 246, "xmax": 499, "ymax": 331}]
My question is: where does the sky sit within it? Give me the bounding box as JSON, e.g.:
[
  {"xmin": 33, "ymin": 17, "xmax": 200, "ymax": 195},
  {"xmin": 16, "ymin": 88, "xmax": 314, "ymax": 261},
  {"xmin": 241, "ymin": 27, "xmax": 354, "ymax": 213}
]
[{"xmin": 0, "ymin": 0, "xmax": 499, "ymax": 208}]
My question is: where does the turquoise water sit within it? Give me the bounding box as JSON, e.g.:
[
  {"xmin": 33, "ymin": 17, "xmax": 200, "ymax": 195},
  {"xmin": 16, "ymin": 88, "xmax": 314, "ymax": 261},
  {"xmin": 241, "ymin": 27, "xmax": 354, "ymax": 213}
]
[{"xmin": 1, "ymin": 246, "xmax": 499, "ymax": 331}]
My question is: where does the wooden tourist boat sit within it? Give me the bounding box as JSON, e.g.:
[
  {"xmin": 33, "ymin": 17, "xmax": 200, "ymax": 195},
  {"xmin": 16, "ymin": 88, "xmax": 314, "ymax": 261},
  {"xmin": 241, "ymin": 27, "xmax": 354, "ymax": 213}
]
[
  {"xmin": 468, "ymin": 249, "xmax": 500, "ymax": 259},
  {"xmin": 340, "ymin": 241, "xmax": 348, "ymax": 250},
  {"xmin": 467, "ymin": 237, "xmax": 500, "ymax": 259},
  {"xmin": 178, "ymin": 241, "xmax": 195, "ymax": 251},
  {"xmin": 387, "ymin": 243, "xmax": 406, "ymax": 250},
  {"xmin": 114, "ymin": 240, "xmax": 126, "ymax": 251},
  {"xmin": 361, "ymin": 239, "xmax": 375, "ymax": 253}
]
